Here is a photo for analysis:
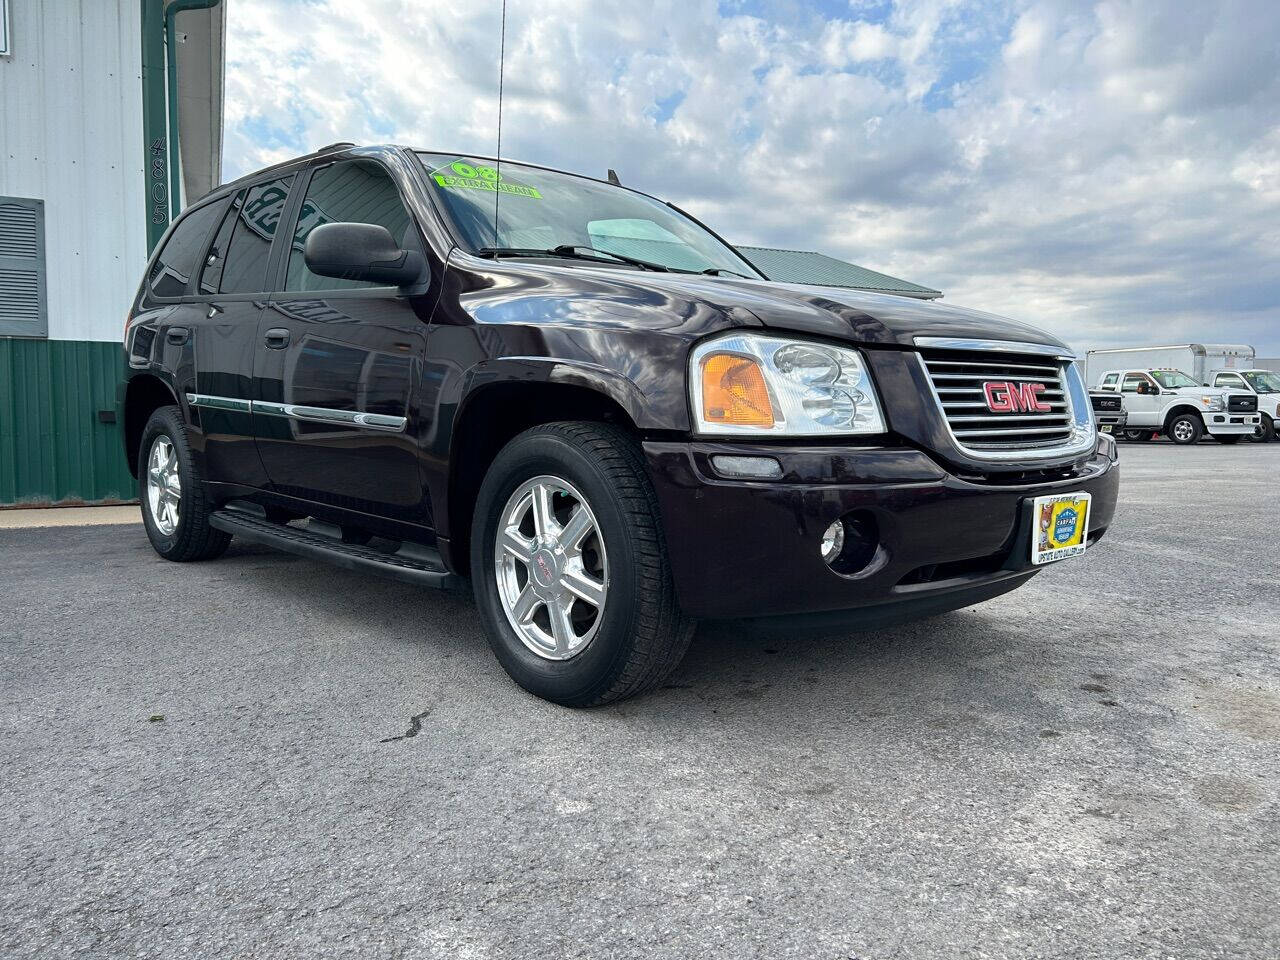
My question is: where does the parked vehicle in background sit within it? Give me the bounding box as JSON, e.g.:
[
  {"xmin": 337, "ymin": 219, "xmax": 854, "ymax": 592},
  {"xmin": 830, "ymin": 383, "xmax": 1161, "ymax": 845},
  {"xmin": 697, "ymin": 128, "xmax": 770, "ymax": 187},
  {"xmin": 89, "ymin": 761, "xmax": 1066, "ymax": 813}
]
[
  {"xmin": 1209, "ymin": 369, "xmax": 1280, "ymax": 441},
  {"xmin": 121, "ymin": 143, "xmax": 1119, "ymax": 707},
  {"xmin": 1095, "ymin": 369, "xmax": 1258, "ymax": 444},
  {"xmin": 1088, "ymin": 390, "xmax": 1126, "ymax": 433},
  {"xmin": 1085, "ymin": 344, "xmax": 1256, "ymax": 388}
]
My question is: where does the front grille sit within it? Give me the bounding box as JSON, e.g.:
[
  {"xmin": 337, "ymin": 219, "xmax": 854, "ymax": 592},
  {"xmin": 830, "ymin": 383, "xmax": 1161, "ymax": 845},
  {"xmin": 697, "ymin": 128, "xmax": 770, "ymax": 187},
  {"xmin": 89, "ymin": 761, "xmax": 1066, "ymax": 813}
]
[
  {"xmin": 921, "ymin": 349, "xmax": 1074, "ymax": 450},
  {"xmin": 1228, "ymin": 395, "xmax": 1257, "ymax": 413},
  {"xmin": 1090, "ymin": 394, "xmax": 1121, "ymax": 412}
]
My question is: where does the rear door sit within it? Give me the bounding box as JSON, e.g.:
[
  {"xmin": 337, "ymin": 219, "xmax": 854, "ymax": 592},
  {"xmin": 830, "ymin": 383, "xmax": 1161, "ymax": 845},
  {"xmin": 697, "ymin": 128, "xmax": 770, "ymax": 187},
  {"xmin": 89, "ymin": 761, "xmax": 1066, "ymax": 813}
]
[
  {"xmin": 183, "ymin": 173, "xmax": 296, "ymax": 487},
  {"xmin": 253, "ymin": 157, "xmax": 434, "ymax": 526}
]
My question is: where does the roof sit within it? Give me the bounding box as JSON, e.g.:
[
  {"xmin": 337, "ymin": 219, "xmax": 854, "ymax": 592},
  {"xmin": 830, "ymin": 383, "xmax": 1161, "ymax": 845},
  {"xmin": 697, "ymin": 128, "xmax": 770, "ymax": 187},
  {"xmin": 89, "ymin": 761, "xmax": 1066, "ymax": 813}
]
[{"xmin": 735, "ymin": 246, "xmax": 942, "ymax": 299}]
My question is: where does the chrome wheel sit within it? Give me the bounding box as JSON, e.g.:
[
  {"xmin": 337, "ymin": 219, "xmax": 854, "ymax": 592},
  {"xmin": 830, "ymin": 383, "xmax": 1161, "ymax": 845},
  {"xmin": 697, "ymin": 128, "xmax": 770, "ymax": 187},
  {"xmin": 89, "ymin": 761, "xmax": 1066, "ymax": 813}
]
[
  {"xmin": 146, "ymin": 435, "xmax": 182, "ymax": 536},
  {"xmin": 495, "ymin": 475, "xmax": 608, "ymax": 660},
  {"xmin": 1172, "ymin": 419, "xmax": 1195, "ymax": 443}
]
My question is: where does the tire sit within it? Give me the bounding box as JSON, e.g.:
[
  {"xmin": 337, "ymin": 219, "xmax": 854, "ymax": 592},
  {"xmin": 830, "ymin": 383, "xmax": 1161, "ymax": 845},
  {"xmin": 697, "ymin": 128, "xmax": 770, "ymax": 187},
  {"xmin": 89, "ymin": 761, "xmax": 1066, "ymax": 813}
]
[
  {"xmin": 1217, "ymin": 434, "xmax": 1242, "ymax": 445},
  {"xmin": 1166, "ymin": 412, "xmax": 1203, "ymax": 445},
  {"xmin": 1120, "ymin": 429, "xmax": 1151, "ymax": 442},
  {"xmin": 1252, "ymin": 416, "xmax": 1275, "ymax": 442},
  {"xmin": 470, "ymin": 422, "xmax": 694, "ymax": 707},
  {"xmin": 138, "ymin": 405, "xmax": 231, "ymax": 561}
]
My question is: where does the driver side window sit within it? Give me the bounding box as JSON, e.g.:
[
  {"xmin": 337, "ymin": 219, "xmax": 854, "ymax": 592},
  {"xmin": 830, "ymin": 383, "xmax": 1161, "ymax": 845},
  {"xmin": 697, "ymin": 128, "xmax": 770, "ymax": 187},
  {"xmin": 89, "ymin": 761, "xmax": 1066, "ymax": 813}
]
[
  {"xmin": 1121, "ymin": 374, "xmax": 1147, "ymax": 393},
  {"xmin": 1215, "ymin": 374, "xmax": 1244, "ymax": 388},
  {"xmin": 285, "ymin": 159, "xmax": 420, "ymax": 292}
]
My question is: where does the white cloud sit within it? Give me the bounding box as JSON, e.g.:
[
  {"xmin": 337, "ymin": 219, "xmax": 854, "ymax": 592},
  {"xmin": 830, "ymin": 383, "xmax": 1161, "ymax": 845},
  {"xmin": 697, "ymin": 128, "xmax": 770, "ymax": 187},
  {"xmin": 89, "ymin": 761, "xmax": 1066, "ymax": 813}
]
[{"xmin": 224, "ymin": 0, "xmax": 1280, "ymax": 354}]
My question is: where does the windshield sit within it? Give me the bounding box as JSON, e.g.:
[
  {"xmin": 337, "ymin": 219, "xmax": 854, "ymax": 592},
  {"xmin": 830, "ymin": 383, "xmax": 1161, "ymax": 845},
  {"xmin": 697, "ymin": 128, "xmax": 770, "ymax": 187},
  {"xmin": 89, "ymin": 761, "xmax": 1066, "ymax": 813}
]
[
  {"xmin": 1151, "ymin": 370, "xmax": 1199, "ymax": 389},
  {"xmin": 1243, "ymin": 371, "xmax": 1280, "ymax": 393},
  {"xmin": 418, "ymin": 153, "xmax": 762, "ymax": 277}
]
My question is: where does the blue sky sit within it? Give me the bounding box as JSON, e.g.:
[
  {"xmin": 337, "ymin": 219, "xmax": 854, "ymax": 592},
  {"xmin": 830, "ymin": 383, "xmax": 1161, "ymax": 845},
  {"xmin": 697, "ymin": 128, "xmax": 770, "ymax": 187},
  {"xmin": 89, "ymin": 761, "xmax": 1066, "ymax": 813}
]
[{"xmin": 225, "ymin": 0, "xmax": 1280, "ymax": 354}]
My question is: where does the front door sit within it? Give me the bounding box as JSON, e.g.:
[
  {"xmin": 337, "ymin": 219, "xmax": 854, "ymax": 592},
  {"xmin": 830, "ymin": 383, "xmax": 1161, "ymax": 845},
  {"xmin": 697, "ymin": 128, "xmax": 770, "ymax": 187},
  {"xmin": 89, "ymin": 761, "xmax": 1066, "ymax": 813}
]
[
  {"xmin": 253, "ymin": 158, "xmax": 434, "ymax": 526},
  {"xmin": 1121, "ymin": 372, "xmax": 1160, "ymax": 427}
]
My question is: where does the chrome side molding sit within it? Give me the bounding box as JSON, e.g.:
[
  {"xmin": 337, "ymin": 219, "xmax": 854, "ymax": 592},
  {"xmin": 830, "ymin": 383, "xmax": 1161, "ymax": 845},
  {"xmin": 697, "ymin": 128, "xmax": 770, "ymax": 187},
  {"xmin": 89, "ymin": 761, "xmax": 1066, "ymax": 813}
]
[{"xmin": 186, "ymin": 393, "xmax": 407, "ymax": 433}]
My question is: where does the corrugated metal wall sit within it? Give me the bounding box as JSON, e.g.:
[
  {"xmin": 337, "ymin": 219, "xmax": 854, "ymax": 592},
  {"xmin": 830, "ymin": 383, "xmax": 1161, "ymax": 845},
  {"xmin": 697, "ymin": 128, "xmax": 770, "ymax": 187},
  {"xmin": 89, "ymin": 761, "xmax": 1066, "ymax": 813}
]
[
  {"xmin": 0, "ymin": 339, "xmax": 134, "ymax": 505},
  {"xmin": 0, "ymin": 0, "xmax": 145, "ymax": 342}
]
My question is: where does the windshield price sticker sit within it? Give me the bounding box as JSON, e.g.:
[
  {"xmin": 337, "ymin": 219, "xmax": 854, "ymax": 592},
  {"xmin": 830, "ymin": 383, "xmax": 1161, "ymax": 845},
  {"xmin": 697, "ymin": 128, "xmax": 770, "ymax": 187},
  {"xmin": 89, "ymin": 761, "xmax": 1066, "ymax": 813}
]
[{"xmin": 433, "ymin": 160, "xmax": 542, "ymax": 199}]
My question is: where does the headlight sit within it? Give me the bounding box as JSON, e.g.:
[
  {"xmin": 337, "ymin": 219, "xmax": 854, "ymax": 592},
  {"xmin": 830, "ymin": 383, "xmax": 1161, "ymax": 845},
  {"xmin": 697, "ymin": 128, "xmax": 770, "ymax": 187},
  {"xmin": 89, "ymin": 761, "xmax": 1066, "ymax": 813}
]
[
  {"xmin": 690, "ymin": 333, "xmax": 886, "ymax": 436},
  {"xmin": 1199, "ymin": 395, "xmax": 1225, "ymax": 411}
]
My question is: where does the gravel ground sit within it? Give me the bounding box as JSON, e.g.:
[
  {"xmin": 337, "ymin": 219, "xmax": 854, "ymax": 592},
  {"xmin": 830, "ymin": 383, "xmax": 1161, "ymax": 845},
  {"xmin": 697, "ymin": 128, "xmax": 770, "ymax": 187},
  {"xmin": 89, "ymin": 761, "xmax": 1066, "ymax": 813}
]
[{"xmin": 1, "ymin": 442, "xmax": 1277, "ymax": 959}]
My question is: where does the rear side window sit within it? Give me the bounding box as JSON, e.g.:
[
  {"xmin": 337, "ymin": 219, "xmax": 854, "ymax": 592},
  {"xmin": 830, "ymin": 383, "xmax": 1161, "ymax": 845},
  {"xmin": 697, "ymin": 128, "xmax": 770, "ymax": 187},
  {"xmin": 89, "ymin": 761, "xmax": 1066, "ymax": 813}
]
[
  {"xmin": 284, "ymin": 160, "xmax": 417, "ymax": 292},
  {"xmin": 1101, "ymin": 373, "xmax": 1118, "ymax": 388},
  {"xmin": 148, "ymin": 201, "xmax": 221, "ymax": 298},
  {"xmin": 199, "ymin": 174, "xmax": 294, "ymax": 295}
]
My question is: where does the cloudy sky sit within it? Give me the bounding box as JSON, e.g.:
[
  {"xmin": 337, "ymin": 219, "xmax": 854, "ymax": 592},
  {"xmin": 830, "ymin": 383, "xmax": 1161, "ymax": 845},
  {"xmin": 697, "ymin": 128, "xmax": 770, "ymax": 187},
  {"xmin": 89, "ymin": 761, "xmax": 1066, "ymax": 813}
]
[{"xmin": 224, "ymin": 0, "xmax": 1280, "ymax": 354}]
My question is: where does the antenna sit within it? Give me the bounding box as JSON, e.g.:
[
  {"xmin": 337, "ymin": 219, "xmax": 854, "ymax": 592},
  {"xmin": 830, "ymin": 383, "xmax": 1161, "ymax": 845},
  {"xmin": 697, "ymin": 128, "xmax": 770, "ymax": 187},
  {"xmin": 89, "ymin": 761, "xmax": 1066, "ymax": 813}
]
[
  {"xmin": 607, "ymin": 169, "xmax": 621, "ymax": 185},
  {"xmin": 494, "ymin": 0, "xmax": 508, "ymax": 248}
]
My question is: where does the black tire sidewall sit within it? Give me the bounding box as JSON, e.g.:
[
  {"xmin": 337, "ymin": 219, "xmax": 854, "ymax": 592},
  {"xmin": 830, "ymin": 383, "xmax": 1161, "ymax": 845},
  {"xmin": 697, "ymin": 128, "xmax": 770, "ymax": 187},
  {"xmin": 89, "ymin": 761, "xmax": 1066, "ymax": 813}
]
[
  {"xmin": 471, "ymin": 432, "xmax": 647, "ymax": 704},
  {"xmin": 138, "ymin": 408, "xmax": 192, "ymax": 557}
]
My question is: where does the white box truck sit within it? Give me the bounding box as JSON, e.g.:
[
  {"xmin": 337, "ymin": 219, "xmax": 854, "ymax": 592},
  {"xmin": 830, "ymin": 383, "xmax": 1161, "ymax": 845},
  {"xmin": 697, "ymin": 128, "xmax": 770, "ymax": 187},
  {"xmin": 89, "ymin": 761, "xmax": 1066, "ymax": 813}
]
[
  {"xmin": 1084, "ymin": 344, "xmax": 1255, "ymax": 386},
  {"xmin": 1087, "ymin": 345, "xmax": 1260, "ymax": 445}
]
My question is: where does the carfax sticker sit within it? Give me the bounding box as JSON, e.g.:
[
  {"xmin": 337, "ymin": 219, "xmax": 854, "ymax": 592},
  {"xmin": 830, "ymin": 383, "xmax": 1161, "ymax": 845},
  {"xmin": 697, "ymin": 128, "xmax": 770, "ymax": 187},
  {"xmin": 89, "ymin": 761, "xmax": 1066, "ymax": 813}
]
[
  {"xmin": 1031, "ymin": 492, "xmax": 1091, "ymax": 566},
  {"xmin": 431, "ymin": 160, "xmax": 542, "ymax": 199}
]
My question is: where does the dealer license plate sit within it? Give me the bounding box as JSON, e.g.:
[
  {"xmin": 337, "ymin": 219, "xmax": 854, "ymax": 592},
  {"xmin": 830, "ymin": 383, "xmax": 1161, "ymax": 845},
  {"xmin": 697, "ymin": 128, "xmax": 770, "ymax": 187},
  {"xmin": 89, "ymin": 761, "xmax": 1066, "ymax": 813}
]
[
  {"xmin": 1100, "ymin": 424, "xmax": 1112, "ymax": 433},
  {"xmin": 1031, "ymin": 492, "xmax": 1091, "ymax": 566}
]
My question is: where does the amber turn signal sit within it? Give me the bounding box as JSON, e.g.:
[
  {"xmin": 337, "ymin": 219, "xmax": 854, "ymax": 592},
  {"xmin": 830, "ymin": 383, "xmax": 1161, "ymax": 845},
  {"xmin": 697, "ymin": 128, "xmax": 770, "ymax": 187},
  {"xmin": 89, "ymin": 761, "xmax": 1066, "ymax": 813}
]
[{"xmin": 701, "ymin": 353, "xmax": 775, "ymax": 427}]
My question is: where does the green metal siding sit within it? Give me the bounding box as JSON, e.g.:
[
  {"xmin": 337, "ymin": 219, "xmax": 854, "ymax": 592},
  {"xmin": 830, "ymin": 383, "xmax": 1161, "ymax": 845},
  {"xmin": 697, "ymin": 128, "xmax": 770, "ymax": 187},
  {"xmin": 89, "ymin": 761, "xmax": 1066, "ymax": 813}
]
[{"xmin": 0, "ymin": 339, "xmax": 135, "ymax": 506}]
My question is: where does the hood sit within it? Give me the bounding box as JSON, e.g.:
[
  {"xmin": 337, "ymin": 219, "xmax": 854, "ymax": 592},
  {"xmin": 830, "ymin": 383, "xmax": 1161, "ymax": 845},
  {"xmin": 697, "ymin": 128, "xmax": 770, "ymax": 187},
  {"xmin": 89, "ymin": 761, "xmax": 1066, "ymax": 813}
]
[{"xmin": 577, "ymin": 268, "xmax": 1070, "ymax": 352}]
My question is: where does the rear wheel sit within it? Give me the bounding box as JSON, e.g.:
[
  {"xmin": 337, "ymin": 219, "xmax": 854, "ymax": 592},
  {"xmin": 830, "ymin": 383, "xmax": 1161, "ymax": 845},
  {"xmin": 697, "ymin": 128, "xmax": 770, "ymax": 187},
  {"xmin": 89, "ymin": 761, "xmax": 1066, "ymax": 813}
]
[
  {"xmin": 471, "ymin": 422, "xmax": 694, "ymax": 707},
  {"xmin": 1167, "ymin": 413, "xmax": 1203, "ymax": 445},
  {"xmin": 138, "ymin": 406, "xmax": 230, "ymax": 561}
]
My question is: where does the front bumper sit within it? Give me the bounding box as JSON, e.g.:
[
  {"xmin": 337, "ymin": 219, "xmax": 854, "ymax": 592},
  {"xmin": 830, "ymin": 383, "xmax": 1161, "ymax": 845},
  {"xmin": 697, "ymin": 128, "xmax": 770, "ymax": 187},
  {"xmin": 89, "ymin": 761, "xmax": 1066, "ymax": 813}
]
[
  {"xmin": 1205, "ymin": 413, "xmax": 1260, "ymax": 435},
  {"xmin": 644, "ymin": 440, "xmax": 1119, "ymax": 620}
]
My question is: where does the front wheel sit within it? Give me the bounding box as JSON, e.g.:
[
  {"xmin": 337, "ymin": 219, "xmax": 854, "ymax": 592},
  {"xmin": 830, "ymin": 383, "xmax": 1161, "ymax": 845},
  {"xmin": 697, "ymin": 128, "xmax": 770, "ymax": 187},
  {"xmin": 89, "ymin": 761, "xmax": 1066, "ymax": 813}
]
[
  {"xmin": 471, "ymin": 422, "xmax": 694, "ymax": 707},
  {"xmin": 1167, "ymin": 413, "xmax": 1203, "ymax": 445},
  {"xmin": 138, "ymin": 406, "xmax": 231, "ymax": 561},
  {"xmin": 1252, "ymin": 416, "xmax": 1275, "ymax": 442}
]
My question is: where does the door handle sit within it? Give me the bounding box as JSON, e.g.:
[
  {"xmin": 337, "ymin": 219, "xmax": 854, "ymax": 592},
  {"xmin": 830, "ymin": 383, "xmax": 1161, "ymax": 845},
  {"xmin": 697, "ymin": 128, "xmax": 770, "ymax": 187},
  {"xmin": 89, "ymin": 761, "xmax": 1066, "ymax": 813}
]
[
  {"xmin": 264, "ymin": 328, "xmax": 291, "ymax": 349},
  {"xmin": 207, "ymin": 304, "xmax": 223, "ymax": 319},
  {"xmin": 166, "ymin": 326, "xmax": 190, "ymax": 346}
]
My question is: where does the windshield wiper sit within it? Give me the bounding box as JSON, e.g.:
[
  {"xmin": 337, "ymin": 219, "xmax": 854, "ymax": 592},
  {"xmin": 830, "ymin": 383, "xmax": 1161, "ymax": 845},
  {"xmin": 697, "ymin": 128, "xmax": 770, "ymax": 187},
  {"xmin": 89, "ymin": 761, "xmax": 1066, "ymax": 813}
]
[
  {"xmin": 477, "ymin": 245, "xmax": 671, "ymax": 272},
  {"xmin": 701, "ymin": 267, "xmax": 753, "ymax": 279}
]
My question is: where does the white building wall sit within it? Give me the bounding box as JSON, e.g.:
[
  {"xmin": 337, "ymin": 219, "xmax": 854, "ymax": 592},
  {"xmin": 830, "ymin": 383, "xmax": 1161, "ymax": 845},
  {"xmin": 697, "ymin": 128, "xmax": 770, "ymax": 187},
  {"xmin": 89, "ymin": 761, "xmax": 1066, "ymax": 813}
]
[{"xmin": 0, "ymin": 0, "xmax": 145, "ymax": 342}]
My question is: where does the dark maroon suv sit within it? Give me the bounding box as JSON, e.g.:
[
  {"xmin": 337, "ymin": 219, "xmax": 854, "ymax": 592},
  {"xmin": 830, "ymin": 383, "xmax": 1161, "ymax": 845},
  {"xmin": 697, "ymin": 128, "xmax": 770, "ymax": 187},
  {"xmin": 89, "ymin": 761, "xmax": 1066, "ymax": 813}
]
[{"xmin": 122, "ymin": 143, "xmax": 1118, "ymax": 706}]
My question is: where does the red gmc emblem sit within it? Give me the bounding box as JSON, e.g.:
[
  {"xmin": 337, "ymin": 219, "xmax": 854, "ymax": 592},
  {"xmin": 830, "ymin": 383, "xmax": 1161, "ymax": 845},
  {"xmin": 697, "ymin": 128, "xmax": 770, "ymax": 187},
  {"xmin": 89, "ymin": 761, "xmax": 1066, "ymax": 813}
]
[{"xmin": 983, "ymin": 381, "xmax": 1051, "ymax": 413}]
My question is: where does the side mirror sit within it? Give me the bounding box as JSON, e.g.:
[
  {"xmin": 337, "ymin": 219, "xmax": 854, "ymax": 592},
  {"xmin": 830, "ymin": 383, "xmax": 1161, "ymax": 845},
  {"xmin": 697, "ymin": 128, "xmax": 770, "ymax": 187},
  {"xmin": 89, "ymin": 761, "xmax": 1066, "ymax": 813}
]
[
  {"xmin": 1136, "ymin": 382, "xmax": 1153, "ymax": 395},
  {"xmin": 304, "ymin": 222, "xmax": 426, "ymax": 286}
]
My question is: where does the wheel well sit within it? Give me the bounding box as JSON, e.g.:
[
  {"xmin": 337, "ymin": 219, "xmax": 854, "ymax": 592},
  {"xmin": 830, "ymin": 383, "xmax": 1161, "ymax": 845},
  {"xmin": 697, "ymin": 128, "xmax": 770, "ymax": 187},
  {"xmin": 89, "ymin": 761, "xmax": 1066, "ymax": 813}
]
[
  {"xmin": 1162, "ymin": 405, "xmax": 1203, "ymax": 431},
  {"xmin": 124, "ymin": 376, "xmax": 179, "ymax": 478},
  {"xmin": 446, "ymin": 382, "xmax": 638, "ymax": 566}
]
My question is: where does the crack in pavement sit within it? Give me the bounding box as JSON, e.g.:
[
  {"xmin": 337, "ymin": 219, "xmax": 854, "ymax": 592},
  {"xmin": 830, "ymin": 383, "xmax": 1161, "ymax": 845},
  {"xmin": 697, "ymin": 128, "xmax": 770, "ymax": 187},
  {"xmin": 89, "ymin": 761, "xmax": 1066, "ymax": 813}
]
[{"xmin": 379, "ymin": 708, "xmax": 432, "ymax": 744}]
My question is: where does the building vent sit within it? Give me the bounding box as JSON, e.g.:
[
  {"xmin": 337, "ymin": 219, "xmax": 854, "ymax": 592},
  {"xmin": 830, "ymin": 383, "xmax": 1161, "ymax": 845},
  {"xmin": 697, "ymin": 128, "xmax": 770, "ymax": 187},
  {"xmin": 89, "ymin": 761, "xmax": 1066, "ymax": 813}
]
[{"xmin": 0, "ymin": 198, "xmax": 48, "ymax": 337}]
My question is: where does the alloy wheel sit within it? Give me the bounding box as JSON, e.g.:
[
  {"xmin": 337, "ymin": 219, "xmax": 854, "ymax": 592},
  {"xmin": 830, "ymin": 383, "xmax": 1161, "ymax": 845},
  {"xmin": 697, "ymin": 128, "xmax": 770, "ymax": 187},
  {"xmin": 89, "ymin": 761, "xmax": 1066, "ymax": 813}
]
[
  {"xmin": 146, "ymin": 435, "xmax": 182, "ymax": 535},
  {"xmin": 1172, "ymin": 420, "xmax": 1195, "ymax": 443},
  {"xmin": 494, "ymin": 475, "xmax": 608, "ymax": 660}
]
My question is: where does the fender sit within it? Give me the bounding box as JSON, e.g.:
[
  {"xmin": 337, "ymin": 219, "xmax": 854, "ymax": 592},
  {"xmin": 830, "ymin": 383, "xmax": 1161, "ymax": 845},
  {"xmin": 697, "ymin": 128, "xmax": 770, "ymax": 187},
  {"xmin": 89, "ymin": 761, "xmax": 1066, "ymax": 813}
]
[
  {"xmin": 456, "ymin": 356, "xmax": 655, "ymax": 430},
  {"xmin": 1160, "ymin": 401, "xmax": 1205, "ymax": 427}
]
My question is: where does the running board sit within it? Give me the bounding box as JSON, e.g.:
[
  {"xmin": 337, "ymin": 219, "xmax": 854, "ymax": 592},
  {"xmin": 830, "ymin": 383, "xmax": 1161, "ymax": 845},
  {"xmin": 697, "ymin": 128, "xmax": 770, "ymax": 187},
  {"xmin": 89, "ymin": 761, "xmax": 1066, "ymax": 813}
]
[{"xmin": 209, "ymin": 509, "xmax": 464, "ymax": 590}]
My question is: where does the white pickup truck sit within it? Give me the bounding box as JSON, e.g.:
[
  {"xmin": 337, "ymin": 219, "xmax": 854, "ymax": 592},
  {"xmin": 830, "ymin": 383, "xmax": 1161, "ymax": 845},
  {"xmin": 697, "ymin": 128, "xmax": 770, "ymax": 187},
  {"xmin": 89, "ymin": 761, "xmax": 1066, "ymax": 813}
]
[
  {"xmin": 1207, "ymin": 369, "xmax": 1280, "ymax": 442},
  {"xmin": 1094, "ymin": 368, "xmax": 1259, "ymax": 444}
]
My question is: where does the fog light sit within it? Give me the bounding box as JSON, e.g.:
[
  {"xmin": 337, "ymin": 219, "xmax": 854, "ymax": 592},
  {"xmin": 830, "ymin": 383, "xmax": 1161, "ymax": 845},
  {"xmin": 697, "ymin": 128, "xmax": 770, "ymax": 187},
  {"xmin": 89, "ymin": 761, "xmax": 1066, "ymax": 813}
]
[
  {"xmin": 710, "ymin": 455, "xmax": 783, "ymax": 479},
  {"xmin": 820, "ymin": 519, "xmax": 845, "ymax": 563}
]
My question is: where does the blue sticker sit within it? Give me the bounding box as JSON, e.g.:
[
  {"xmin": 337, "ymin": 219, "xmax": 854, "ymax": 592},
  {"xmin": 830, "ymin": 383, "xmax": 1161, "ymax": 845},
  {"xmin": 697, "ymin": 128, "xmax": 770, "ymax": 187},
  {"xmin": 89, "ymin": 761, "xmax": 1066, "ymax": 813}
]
[{"xmin": 1054, "ymin": 507, "xmax": 1078, "ymax": 543}]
